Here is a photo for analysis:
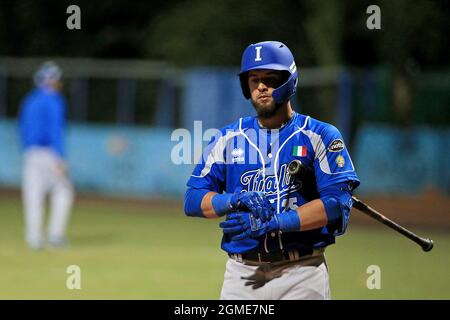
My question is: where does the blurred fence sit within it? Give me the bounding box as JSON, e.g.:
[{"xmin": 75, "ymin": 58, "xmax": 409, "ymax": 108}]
[
  {"xmin": 0, "ymin": 57, "xmax": 183, "ymax": 126},
  {"xmin": 0, "ymin": 57, "xmax": 352, "ymax": 137}
]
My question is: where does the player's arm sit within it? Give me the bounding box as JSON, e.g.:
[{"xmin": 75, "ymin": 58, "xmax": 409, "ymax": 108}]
[
  {"xmin": 184, "ymin": 189, "xmax": 221, "ymax": 219},
  {"xmin": 47, "ymin": 96, "xmax": 66, "ymax": 159},
  {"xmin": 199, "ymin": 191, "xmax": 220, "ymax": 218},
  {"xmin": 291, "ymin": 181, "xmax": 354, "ymax": 231},
  {"xmin": 184, "ymin": 189, "xmax": 272, "ymax": 220},
  {"xmin": 252, "ymin": 183, "xmax": 352, "ymax": 233},
  {"xmin": 47, "ymin": 96, "xmax": 70, "ymax": 176},
  {"xmin": 184, "ymin": 128, "xmax": 230, "ymax": 219},
  {"xmin": 308, "ymin": 123, "xmax": 360, "ymax": 234},
  {"xmin": 295, "ymin": 199, "xmax": 327, "ymax": 231}
]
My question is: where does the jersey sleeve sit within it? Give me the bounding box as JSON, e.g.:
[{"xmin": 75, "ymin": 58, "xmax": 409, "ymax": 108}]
[
  {"xmin": 312, "ymin": 125, "xmax": 360, "ymax": 192},
  {"xmin": 186, "ymin": 131, "xmax": 227, "ymax": 193}
]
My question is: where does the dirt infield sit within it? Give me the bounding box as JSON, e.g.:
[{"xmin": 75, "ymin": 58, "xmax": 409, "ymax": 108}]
[{"xmin": 1, "ymin": 187, "xmax": 449, "ymax": 230}]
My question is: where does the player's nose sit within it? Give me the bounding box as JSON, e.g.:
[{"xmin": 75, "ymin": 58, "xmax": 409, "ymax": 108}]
[{"xmin": 257, "ymin": 81, "xmax": 268, "ymax": 91}]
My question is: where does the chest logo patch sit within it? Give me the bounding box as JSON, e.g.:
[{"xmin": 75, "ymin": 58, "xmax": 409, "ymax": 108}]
[{"xmin": 231, "ymin": 148, "xmax": 245, "ymax": 163}]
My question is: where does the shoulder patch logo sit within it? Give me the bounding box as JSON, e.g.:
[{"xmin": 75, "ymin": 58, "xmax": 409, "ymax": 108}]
[
  {"xmin": 336, "ymin": 155, "xmax": 345, "ymax": 168},
  {"xmin": 328, "ymin": 139, "xmax": 345, "ymax": 152}
]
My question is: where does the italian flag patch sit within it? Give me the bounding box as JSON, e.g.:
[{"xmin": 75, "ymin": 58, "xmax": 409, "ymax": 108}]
[{"xmin": 293, "ymin": 145, "xmax": 307, "ymax": 157}]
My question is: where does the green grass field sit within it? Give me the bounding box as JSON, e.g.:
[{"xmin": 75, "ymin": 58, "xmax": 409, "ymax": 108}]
[{"xmin": 0, "ymin": 195, "xmax": 449, "ymax": 300}]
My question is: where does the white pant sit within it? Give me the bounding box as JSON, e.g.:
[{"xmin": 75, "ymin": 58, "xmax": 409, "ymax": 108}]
[
  {"xmin": 22, "ymin": 147, "xmax": 74, "ymax": 248},
  {"xmin": 220, "ymin": 253, "xmax": 331, "ymax": 300}
]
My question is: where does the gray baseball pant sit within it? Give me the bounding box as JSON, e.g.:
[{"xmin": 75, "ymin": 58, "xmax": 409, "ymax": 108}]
[{"xmin": 220, "ymin": 251, "xmax": 331, "ymax": 300}]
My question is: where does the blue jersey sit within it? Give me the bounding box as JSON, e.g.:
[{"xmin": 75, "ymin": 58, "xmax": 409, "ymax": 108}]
[
  {"xmin": 186, "ymin": 112, "xmax": 360, "ymax": 254},
  {"xmin": 18, "ymin": 88, "xmax": 67, "ymax": 158}
]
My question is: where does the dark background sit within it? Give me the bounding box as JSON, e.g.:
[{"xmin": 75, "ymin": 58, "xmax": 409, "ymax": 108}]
[{"xmin": 1, "ymin": 0, "xmax": 449, "ymax": 67}]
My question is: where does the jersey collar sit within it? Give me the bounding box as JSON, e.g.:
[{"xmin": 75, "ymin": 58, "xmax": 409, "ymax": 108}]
[{"xmin": 253, "ymin": 111, "xmax": 298, "ymax": 133}]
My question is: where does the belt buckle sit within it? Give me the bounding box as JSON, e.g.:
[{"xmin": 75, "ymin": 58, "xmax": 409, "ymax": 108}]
[{"xmin": 265, "ymin": 250, "xmax": 287, "ymax": 263}]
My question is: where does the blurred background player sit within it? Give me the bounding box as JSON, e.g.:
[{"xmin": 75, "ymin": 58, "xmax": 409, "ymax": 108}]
[{"xmin": 18, "ymin": 61, "xmax": 74, "ymax": 250}]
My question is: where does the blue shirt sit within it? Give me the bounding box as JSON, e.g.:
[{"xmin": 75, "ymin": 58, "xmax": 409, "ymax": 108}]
[
  {"xmin": 186, "ymin": 112, "xmax": 360, "ymax": 254},
  {"xmin": 18, "ymin": 88, "xmax": 67, "ymax": 158}
]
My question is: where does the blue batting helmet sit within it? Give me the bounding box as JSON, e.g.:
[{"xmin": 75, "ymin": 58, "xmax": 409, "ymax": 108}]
[
  {"xmin": 239, "ymin": 41, "xmax": 298, "ymax": 104},
  {"xmin": 33, "ymin": 61, "xmax": 62, "ymax": 88}
]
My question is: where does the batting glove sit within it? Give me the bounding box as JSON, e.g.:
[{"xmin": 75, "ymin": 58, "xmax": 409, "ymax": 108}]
[
  {"xmin": 230, "ymin": 191, "xmax": 275, "ymax": 222},
  {"xmin": 220, "ymin": 212, "xmax": 273, "ymax": 240},
  {"xmin": 220, "ymin": 210, "xmax": 301, "ymax": 241}
]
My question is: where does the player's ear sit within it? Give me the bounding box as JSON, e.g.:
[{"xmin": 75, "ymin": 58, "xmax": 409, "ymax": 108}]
[
  {"xmin": 239, "ymin": 72, "xmax": 251, "ymax": 99},
  {"xmin": 279, "ymin": 71, "xmax": 290, "ymax": 86}
]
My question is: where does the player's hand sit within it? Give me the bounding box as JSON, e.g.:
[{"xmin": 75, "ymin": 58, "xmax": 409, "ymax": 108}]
[
  {"xmin": 219, "ymin": 212, "xmax": 280, "ymax": 241},
  {"xmin": 230, "ymin": 192, "xmax": 274, "ymax": 222}
]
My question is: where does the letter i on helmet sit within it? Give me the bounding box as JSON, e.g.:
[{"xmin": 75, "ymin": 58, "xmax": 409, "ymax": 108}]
[{"xmin": 239, "ymin": 41, "xmax": 299, "ymax": 104}]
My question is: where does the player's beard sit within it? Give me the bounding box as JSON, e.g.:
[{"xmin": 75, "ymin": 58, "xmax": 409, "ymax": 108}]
[{"xmin": 251, "ymin": 97, "xmax": 282, "ymax": 119}]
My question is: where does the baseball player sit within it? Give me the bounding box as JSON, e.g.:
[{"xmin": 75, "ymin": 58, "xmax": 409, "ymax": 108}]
[
  {"xmin": 184, "ymin": 41, "xmax": 360, "ymax": 299},
  {"xmin": 18, "ymin": 61, "xmax": 74, "ymax": 250}
]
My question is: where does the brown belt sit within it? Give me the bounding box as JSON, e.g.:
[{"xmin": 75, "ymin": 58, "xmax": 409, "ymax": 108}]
[{"xmin": 229, "ymin": 248, "xmax": 325, "ymax": 264}]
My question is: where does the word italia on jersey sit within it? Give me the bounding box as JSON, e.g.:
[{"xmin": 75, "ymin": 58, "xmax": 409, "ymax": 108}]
[{"xmin": 240, "ymin": 163, "xmax": 300, "ymax": 197}]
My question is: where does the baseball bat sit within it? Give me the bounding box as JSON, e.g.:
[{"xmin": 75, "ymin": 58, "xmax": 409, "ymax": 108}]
[{"xmin": 287, "ymin": 159, "xmax": 434, "ymax": 252}]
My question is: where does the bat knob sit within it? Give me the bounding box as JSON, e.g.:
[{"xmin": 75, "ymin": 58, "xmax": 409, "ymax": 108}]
[
  {"xmin": 288, "ymin": 160, "xmax": 303, "ymax": 176},
  {"xmin": 422, "ymin": 239, "xmax": 434, "ymax": 252}
]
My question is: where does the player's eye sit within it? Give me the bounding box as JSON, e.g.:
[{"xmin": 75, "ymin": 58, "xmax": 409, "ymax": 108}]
[
  {"xmin": 249, "ymin": 78, "xmax": 259, "ymax": 85},
  {"xmin": 262, "ymin": 77, "xmax": 280, "ymax": 88}
]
